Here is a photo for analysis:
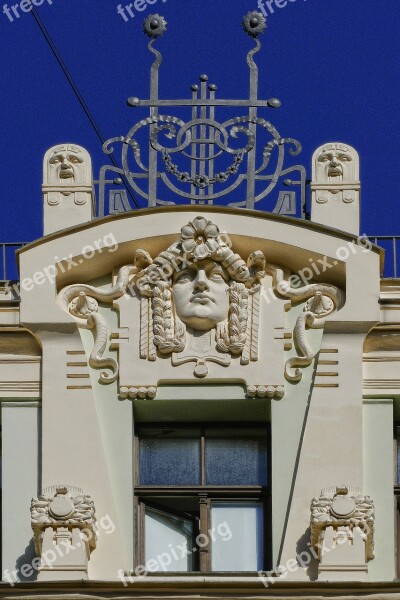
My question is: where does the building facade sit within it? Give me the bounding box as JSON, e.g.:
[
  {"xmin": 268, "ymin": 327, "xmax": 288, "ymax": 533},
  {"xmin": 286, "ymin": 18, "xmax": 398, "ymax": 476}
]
[{"xmin": 0, "ymin": 10, "xmax": 400, "ymax": 600}]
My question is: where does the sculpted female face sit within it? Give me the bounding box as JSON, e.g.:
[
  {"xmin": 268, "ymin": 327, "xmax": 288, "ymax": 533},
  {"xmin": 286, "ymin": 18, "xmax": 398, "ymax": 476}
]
[{"xmin": 172, "ymin": 260, "xmax": 229, "ymax": 331}]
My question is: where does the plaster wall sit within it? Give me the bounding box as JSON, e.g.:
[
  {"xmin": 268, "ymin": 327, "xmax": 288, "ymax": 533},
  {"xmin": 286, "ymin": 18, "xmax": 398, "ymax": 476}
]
[{"xmin": 2, "ymin": 402, "xmax": 39, "ymax": 580}]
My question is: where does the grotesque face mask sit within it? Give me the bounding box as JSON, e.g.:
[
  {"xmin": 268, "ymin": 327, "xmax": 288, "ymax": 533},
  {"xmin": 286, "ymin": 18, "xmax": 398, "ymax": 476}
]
[
  {"xmin": 48, "ymin": 146, "xmax": 84, "ymax": 181},
  {"xmin": 316, "ymin": 144, "xmax": 354, "ymax": 181}
]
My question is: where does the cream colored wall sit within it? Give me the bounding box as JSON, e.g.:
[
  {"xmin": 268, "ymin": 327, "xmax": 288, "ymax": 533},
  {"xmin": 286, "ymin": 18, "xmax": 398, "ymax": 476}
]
[
  {"xmin": 37, "ymin": 329, "xmax": 128, "ymax": 578},
  {"xmin": 271, "ymin": 303, "xmax": 323, "ymax": 568},
  {"xmin": 280, "ymin": 332, "xmax": 368, "ymax": 580},
  {"xmin": 78, "ymin": 277, "xmax": 134, "ymax": 570}
]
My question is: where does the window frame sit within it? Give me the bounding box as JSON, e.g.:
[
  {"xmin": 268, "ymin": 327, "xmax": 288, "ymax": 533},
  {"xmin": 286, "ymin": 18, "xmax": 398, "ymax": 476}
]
[
  {"xmin": 134, "ymin": 422, "xmax": 271, "ymax": 573},
  {"xmin": 394, "ymin": 423, "xmax": 400, "ymax": 577}
]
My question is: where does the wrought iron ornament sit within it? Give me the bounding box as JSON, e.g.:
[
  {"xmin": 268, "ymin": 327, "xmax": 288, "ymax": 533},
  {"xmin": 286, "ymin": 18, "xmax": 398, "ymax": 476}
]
[{"xmin": 97, "ymin": 12, "xmax": 306, "ymax": 217}]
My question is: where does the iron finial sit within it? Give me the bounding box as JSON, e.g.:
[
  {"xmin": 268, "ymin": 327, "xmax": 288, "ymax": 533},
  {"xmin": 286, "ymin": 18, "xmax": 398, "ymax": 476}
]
[
  {"xmin": 242, "ymin": 11, "xmax": 267, "ymax": 38},
  {"xmin": 143, "ymin": 14, "xmax": 167, "ymax": 38}
]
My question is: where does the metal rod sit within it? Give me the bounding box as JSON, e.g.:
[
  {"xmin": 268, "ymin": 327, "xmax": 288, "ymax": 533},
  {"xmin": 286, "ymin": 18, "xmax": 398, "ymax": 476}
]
[
  {"xmin": 128, "ymin": 99, "xmax": 275, "ymax": 108},
  {"xmin": 148, "ymin": 39, "xmax": 162, "ymax": 207},
  {"xmin": 2, "ymin": 245, "xmax": 6, "ymax": 280},
  {"xmin": 199, "ymin": 77, "xmax": 208, "ymax": 201},
  {"xmin": 208, "ymin": 86, "xmax": 216, "ymax": 202},
  {"xmin": 246, "ymin": 39, "xmax": 260, "ymax": 210},
  {"xmin": 191, "ymin": 85, "xmax": 198, "ymax": 201}
]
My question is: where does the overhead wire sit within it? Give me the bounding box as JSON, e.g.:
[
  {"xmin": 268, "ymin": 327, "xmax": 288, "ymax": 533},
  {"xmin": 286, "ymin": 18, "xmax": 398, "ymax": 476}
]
[{"xmin": 29, "ymin": 6, "xmax": 141, "ymax": 210}]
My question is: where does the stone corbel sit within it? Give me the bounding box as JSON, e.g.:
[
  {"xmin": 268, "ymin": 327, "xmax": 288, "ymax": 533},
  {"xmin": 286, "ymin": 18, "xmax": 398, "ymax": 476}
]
[
  {"xmin": 310, "ymin": 486, "xmax": 374, "ymax": 581},
  {"xmin": 31, "ymin": 485, "xmax": 97, "ymax": 581}
]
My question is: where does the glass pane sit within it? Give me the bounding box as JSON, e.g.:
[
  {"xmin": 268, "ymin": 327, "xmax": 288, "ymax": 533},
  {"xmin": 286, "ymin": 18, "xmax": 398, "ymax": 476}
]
[
  {"xmin": 139, "ymin": 428, "xmax": 201, "ymax": 485},
  {"xmin": 397, "ymin": 426, "xmax": 400, "ymax": 484},
  {"xmin": 205, "ymin": 428, "xmax": 268, "ymax": 485},
  {"xmin": 145, "ymin": 506, "xmax": 194, "ymax": 572},
  {"xmin": 211, "ymin": 502, "xmax": 264, "ymax": 571}
]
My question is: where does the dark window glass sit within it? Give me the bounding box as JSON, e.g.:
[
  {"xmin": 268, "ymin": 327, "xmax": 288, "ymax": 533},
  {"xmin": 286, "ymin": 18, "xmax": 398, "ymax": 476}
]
[
  {"xmin": 205, "ymin": 428, "xmax": 268, "ymax": 485},
  {"xmin": 397, "ymin": 426, "xmax": 400, "ymax": 484},
  {"xmin": 139, "ymin": 428, "xmax": 201, "ymax": 485}
]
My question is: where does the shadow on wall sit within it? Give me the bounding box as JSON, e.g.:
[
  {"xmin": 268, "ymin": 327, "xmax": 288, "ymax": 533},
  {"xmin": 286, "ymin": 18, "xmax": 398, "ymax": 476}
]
[
  {"xmin": 15, "ymin": 538, "xmax": 38, "ymax": 582},
  {"xmin": 296, "ymin": 527, "xmax": 319, "ymax": 581}
]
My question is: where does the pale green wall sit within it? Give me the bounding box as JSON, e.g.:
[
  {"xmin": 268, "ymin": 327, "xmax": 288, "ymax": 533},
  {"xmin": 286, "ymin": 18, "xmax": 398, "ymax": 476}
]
[
  {"xmin": 363, "ymin": 398, "xmax": 396, "ymax": 581},
  {"xmin": 2, "ymin": 402, "xmax": 39, "ymax": 581}
]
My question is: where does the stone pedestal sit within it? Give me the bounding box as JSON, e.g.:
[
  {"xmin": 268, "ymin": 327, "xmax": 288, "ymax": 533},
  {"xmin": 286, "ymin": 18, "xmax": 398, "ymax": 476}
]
[
  {"xmin": 311, "ymin": 486, "xmax": 374, "ymax": 582},
  {"xmin": 31, "ymin": 485, "xmax": 96, "ymax": 581}
]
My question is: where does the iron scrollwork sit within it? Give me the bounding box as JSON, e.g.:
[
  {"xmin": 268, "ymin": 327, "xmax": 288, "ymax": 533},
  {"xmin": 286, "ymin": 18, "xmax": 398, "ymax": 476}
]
[{"xmin": 97, "ymin": 12, "xmax": 307, "ymax": 216}]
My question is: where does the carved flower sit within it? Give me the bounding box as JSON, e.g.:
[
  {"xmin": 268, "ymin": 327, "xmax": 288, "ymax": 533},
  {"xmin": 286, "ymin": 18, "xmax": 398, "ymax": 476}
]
[
  {"xmin": 242, "ymin": 11, "xmax": 267, "ymax": 38},
  {"xmin": 143, "ymin": 14, "xmax": 167, "ymax": 38},
  {"xmin": 180, "ymin": 217, "xmax": 220, "ymax": 261}
]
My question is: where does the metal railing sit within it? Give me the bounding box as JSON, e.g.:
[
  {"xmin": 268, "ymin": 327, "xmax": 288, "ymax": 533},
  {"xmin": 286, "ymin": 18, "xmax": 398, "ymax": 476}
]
[
  {"xmin": 0, "ymin": 243, "xmax": 26, "ymax": 281},
  {"xmin": 369, "ymin": 236, "xmax": 400, "ymax": 278}
]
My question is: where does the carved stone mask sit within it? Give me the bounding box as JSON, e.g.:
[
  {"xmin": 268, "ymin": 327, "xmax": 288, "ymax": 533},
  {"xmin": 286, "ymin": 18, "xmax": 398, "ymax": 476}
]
[
  {"xmin": 172, "ymin": 260, "xmax": 230, "ymax": 331},
  {"xmin": 316, "ymin": 144, "xmax": 354, "ymax": 182},
  {"xmin": 48, "ymin": 145, "xmax": 84, "ymax": 182}
]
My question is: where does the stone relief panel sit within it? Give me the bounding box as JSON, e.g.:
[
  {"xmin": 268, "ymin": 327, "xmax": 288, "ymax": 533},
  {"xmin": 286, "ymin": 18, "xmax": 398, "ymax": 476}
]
[
  {"xmin": 31, "ymin": 485, "xmax": 96, "ymax": 580},
  {"xmin": 311, "ymin": 485, "xmax": 374, "ymax": 577},
  {"xmin": 311, "ymin": 143, "xmax": 360, "ymax": 206},
  {"xmin": 58, "ymin": 216, "xmax": 343, "ymax": 398},
  {"xmin": 43, "ymin": 144, "xmax": 92, "ymax": 207},
  {"xmin": 31, "ymin": 485, "xmax": 97, "ymax": 553}
]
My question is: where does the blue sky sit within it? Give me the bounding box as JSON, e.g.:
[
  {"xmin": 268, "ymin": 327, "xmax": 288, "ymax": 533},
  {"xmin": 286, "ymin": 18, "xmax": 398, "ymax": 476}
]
[{"xmin": 0, "ymin": 0, "xmax": 399, "ymax": 252}]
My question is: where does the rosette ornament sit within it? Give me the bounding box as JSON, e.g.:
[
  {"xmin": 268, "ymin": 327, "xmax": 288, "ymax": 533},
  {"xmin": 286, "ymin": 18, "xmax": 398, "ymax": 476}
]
[
  {"xmin": 242, "ymin": 11, "xmax": 267, "ymax": 38},
  {"xmin": 143, "ymin": 14, "xmax": 167, "ymax": 38},
  {"xmin": 180, "ymin": 217, "xmax": 220, "ymax": 261}
]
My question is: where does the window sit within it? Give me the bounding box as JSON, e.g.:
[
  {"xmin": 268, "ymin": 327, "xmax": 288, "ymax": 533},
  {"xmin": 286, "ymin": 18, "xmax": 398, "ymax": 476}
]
[
  {"xmin": 134, "ymin": 424, "xmax": 270, "ymax": 573},
  {"xmin": 395, "ymin": 425, "xmax": 400, "ymax": 577}
]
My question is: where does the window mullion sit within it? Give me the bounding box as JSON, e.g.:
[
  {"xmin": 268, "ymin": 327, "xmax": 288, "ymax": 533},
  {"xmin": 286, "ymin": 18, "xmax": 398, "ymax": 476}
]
[
  {"xmin": 135, "ymin": 499, "xmax": 145, "ymax": 568},
  {"xmin": 199, "ymin": 495, "xmax": 210, "ymax": 572},
  {"xmin": 201, "ymin": 428, "xmax": 205, "ymax": 486}
]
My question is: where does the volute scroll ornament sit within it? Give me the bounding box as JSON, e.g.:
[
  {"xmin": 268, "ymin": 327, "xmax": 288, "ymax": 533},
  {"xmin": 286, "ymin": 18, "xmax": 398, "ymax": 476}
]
[
  {"xmin": 264, "ymin": 265, "xmax": 343, "ymax": 382},
  {"xmin": 58, "ymin": 252, "xmax": 152, "ymax": 383}
]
